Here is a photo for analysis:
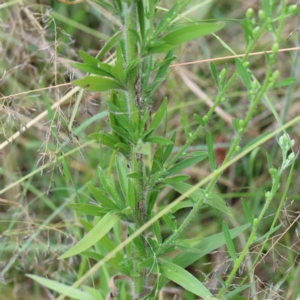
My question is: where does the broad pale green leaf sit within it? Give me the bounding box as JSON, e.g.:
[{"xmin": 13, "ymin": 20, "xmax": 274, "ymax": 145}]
[
  {"xmin": 206, "ymin": 131, "xmax": 216, "ymax": 171},
  {"xmin": 145, "ymin": 136, "xmax": 173, "ymax": 145},
  {"xmin": 26, "ymin": 275, "xmax": 96, "ymax": 300},
  {"xmin": 73, "ymin": 76, "xmax": 125, "ymax": 92},
  {"xmin": 159, "ymin": 261, "xmax": 212, "ymax": 298},
  {"xmin": 68, "ymin": 203, "xmax": 109, "ymax": 216},
  {"xmin": 161, "ymin": 23, "xmax": 224, "ymax": 46},
  {"xmin": 58, "ymin": 213, "xmax": 120, "ymax": 259},
  {"xmin": 169, "ymin": 182, "xmax": 232, "ymax": 216},
  {"xmin": 222, "ymin": 221, "xmax": 237, "ymax": 263},
  {"xmin": 235, "ymin": 59, "xmax": 251, "ymax": 90}
]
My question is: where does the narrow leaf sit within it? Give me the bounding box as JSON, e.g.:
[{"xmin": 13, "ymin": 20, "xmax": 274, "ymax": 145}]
[
  {"xmin": 159, "ymin": 262, "xmax": 212, "ymax": 298},
  {"xmin": 161, "ymin": 175, "xmax": 190, "ymax": 183},
  {"xmin": 210, "ymin": 62, "xmax": 219, "ymax": 87},
  {"xmin": 206, "ymin": 131, "xmax": 216, "ymax": 171},
  {"xmin": 68, "ymin": 203, "xmax": 108, "ymax": 216},
  {"xmin": 166, "ymin": 153, "xmax": 207, "ymax": 176},
  {"xmin": 194, "ymin": 114, "xmax": 205, "ymax": 126},
  {"xmin": 88, "ymin": 184, "xmax": 119, "ymax": 209},
  {"xmin": 157, "ymin": 224, "xmax": 250, "ymax": 290},
  {"xmin": 72, "ymin": 63, "xmax": 113, "ymax": 77},
  {"xmin": 145, "ymin": 136, "xmax": 173, "ymax": 145},
  {"xmin": 235, "ymin": 59, "xmax": 251, "ymax": 90},
  {"xmin": 148, "ymin": 97, "xmax": 168, "ymax": 133},
  {"xmin": 79, "ymin": 50, "xmax": 99, "ymax": 64},
  {"xmin": 59, "ymin": 213, "xmax": 120, "ymax": 259},
  {"xmin": 107, "ymin": 102, "xmax": 135, "ymax": 134},
  {"xmin": 26, "ymin": 275, "xmax": 95, "ymax": 300},
  {"xmin": 73, "ymin": 76, "xmax": 125, "ymax": 92},
  {"xmin": 222, "ymin": 221, "xmax": 237, "ymax": 263},
  {"xmin": 96, "ymin": 30, "xmax": 122, "ymax": 61},
  {"xmin": 162, "ymin": 23, "xmax": 224, "ymax": 46},
  {"xmin": 169, "ymin": 182, "xmax": 232, "ymax": 216},
  {"xmin": 241, "ymin": 199, "xmax": 253, "ymax": 223},
  {"xmin": 116, "ymin": 156, "xmax": 128, "ymax": 199},
  {"xmin": 272, "ymin": 77, "xmax": 297, "ymax": 88},
  {"xmin": 162, "ymin": 131, "xmax": 176, "ymax": 163}
]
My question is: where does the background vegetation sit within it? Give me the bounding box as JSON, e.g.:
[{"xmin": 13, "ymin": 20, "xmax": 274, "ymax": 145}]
[{"xmin": 1, "ymin": 0, "xmax": 300, "ymax": 299}]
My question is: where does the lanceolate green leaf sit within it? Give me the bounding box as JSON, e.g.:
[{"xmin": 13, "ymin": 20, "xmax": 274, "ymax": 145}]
[
  {"xmin": 26, "ymin": 275, "xmax": 96, "ymax": 300},
  {"xmin": 148, "ymin": 97, "xmax": 167, "ymax": 133},
  {"xmin": 222, "ymin": 221, "xmax": 237, "ymax": 263},
  {"xmin": 116, "ymin": 156, "xmax": 128, "ymax": 199},
  {"xmin": 159, "ymin": 261, "xmax": 213, "ymax": 298},
  {"xmin": 161, "ymin": 23, "xmax": 224, "ymax": 45},
  {"xmin": 68, "ymin": 203, "xmax": 109, "ymax": 216},
  {"xmin": 158, "ymin": 224, "xmax": 250, "ymax": 290},
  {"xmin": 272, "ymin": 77, "xmax": 297, "ymax": 88},
  {"xmin": 73, "ymin": 76, "xmax": 125, "ymax": 92},
  {"xmin": 96, "ymin": 30, "xmax": 122, "ymax": 61},
  {"xmin": 168, "ymin": 182, "xmax": 232, "ymax": 216},
  {"xmin": 58, "ymin": 213, "xmax": 120, "ymax": 259},
  {"xmin": 72, "ymin": 63, "xmax": 113, "ymax": 77},
  {"xmin": 241, "ymin": 199, "xmax": 253, "ymax": 223},
  {"xmin": 89, "ymin": 132, "xmax": 130, "ymax": 156},
  {"xmin": 145, "ymin": 136, "xmax": 173, "ymax": 145},
  {"xmin": 206, "ymin": 131, "xmax": 216, "ymax": 171},
  {"xmin": 79, "ymin": 50, "xmax": 99, "ymax": 65},
  {"xmin": 165, "ymin": 153, "xmax": 207, "ymax": 176},
  {"xmin": 88, "ymin": 184, "xmax": 119, "ymax": 210},
  {"xmin": 235, "ymin": 59, "xmax": 251, "ymax": 90}
]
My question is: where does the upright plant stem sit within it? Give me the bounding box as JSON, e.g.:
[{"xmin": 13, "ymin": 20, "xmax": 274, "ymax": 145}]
[{"xmin": 122, "ymin": 1, "xmax": 147, "ymax": 296}]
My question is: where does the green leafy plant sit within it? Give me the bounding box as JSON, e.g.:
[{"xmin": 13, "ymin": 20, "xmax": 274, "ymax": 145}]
[{"xmin": 2, "ymin": 0, "xmax": 299, "ymax": 299}]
